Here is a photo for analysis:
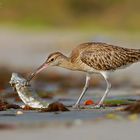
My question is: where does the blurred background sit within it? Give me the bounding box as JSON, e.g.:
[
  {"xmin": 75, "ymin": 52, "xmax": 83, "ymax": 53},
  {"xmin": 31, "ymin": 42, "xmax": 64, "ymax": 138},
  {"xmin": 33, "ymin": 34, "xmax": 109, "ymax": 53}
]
[
  {"xmin": 0, "ymin": 0, "xmax": 140, "ymax": 137},
  {"xmin": 0, "ymin": 0, "xmax": 140, "ymax": 96}
]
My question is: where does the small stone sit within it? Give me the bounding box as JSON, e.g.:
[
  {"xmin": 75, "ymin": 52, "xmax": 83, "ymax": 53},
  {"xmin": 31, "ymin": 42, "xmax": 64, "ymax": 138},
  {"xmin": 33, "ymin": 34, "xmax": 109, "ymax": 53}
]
[
  {"xmin": 84, "ymin": 99, "xmax": 94, "ymax": 105},
  {"xmin": 16, "ymin": 111, "xmax": 23, "ymax": 115}
]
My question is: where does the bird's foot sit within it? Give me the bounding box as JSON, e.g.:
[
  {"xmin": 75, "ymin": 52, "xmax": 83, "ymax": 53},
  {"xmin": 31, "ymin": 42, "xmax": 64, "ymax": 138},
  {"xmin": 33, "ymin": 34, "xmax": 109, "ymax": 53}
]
[
  {"xmin": 90, "ymin": 104, "xmax": 105, "ymax": 109},
  {"xmin": 72, "ymin": 104, "xmax": 81, "ymax": 110},
  {"xmin": 73, "ymin": 103, "xmax": 105, "ymax": 109}
]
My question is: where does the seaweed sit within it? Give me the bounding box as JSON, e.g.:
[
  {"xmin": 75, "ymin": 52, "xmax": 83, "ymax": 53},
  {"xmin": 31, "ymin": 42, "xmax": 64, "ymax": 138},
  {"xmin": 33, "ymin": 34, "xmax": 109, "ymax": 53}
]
[
  {"xmin": 123, "ymin": 101, "xmax": 140, "ymax": 113},
  {"xmin": 0, "ymin": 99, "xmax": 21, "ymax": 111},
  {"xmin": 40, "ymin": 102, "xmax": 69, "ymax": 112}
]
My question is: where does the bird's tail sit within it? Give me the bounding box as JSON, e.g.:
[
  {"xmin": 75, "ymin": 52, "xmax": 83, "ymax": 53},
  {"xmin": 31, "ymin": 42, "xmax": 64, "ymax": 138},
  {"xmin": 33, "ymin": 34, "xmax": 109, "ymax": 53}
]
[
  {"xmin": 127, "ymin": 49, "xmax": 140, "ymax": 63},
  {"xmin": 134, "ymin": 49, "xmax": 140, "ymax": 60}
]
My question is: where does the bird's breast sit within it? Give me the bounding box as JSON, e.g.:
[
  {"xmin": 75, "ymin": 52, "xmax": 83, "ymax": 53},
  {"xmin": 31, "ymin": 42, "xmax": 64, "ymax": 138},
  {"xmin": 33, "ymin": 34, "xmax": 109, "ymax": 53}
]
[{"xmin": 74, "ymin": 60, "xmax": 99, "ymax": 73}]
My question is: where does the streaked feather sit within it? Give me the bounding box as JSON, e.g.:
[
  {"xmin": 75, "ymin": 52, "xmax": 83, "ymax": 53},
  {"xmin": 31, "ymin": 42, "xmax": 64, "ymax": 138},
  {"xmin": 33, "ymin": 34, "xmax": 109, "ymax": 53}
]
[{"xmin": 79, "ymin": 42, "xmax": 140, "ymax": 71}]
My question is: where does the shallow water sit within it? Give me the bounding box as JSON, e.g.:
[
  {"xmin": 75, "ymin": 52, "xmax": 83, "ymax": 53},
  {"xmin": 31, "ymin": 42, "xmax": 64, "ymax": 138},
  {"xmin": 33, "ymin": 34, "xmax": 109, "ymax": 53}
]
[
  {"xmin": 0, "ymin": 108, "xmax": 115, "ymax": 125},
  {"xmin": 0, "ymin": 87, "xmax": 140, "ymax": 126}
]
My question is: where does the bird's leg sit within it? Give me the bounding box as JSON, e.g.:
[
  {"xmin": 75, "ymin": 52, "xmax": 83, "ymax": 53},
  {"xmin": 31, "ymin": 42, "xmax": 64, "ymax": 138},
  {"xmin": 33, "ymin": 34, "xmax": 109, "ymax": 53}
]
[
  {"xmin": 73, "ymin": 74, "xmax": 91, "ymax": 109},
  {"xmin": 94, "ymin": 72, "xmax": 111, "ymax": 109}
]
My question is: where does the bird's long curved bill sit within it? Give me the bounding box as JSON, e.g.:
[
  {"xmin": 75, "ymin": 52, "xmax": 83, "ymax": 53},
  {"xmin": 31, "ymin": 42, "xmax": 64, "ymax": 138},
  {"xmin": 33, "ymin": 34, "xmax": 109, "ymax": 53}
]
[{"xmin": 27, "ymin": 63, "xmax": 47, "ymax": 81}]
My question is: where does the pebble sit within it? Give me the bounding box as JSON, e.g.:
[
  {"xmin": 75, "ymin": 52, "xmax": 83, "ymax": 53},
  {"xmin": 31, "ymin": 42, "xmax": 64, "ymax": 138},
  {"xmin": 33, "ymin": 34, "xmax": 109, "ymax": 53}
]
[{"xmin": 16, "ymin": 111, "xmax": 23, "ymax": 115}]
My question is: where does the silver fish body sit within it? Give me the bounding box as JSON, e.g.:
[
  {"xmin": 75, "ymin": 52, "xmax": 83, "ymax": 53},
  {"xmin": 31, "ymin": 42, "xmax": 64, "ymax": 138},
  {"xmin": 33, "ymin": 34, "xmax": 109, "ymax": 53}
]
[{"xmin": 9, "ymin": 73, "xmax": 49, "ymax": 108}]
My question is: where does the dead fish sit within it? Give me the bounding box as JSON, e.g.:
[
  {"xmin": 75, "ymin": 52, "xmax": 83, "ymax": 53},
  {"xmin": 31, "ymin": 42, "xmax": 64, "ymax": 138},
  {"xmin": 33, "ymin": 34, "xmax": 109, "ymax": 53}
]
[{"xmin": 9, "ymin": 73, "xmax": 49, "ymax": 109}]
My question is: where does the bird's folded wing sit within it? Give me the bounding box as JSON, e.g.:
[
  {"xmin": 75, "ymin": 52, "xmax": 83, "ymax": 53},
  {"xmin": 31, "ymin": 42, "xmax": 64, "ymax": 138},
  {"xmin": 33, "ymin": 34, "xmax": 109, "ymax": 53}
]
[{"xmin": 80, "ymin": 49, "xmax": 131, "ymax": 71}]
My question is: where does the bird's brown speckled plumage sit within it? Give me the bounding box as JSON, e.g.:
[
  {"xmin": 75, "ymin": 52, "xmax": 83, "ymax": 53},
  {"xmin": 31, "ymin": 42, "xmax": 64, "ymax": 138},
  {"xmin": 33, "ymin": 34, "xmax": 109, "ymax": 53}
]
[{"xmin": 70, "ymin": 42, "xmax": 140, "ymax": 71}]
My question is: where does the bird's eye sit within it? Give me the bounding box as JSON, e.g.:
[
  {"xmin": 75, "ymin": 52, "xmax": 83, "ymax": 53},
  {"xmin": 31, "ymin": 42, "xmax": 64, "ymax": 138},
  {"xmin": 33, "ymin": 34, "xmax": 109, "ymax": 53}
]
[{"xmin": 51, "ymin": 58, "xmax": 54, "ymax": 61}]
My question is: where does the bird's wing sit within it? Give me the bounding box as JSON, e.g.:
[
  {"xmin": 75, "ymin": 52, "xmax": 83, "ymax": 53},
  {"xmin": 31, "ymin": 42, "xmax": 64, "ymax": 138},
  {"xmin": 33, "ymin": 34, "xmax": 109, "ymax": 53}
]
[{"xmin": 80, "ymin": 47, "xmax": 134, "ymax": 71}]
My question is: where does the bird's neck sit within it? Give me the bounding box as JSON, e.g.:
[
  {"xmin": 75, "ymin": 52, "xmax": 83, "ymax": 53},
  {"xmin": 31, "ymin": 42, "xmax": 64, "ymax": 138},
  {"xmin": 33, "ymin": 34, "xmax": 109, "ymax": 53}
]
[{"xmin": 58, "ymin": 56, "xmax": 78, "ymax": 70}]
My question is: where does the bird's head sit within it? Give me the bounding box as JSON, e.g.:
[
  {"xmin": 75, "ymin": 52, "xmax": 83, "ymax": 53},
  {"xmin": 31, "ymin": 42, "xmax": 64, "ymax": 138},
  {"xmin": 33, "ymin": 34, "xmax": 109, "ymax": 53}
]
[
  {"xmin": 46, "ymin": 52, "xmax": 65, "ymax": 66},
  {"xmin": 27, "ymin": 52, "xmax": 66, "ymax": 81}
]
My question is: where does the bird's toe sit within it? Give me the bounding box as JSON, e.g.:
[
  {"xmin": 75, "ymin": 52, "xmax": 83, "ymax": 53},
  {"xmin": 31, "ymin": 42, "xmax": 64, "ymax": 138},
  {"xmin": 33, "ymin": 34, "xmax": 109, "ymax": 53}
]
[
  {"xmin": 72, "ymin": 104, "xmax": 81, "ymax": 110},
  {"xmin": 92, "ymin": 104, "xmax": 105, "ymax": 109}
]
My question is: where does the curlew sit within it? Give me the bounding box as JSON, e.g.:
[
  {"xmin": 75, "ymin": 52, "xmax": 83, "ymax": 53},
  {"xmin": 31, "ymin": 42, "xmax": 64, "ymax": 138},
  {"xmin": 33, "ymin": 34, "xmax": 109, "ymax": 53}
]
[{"xmin": 27, "ymin": 42, "xmax": 140, "ymax": 108}]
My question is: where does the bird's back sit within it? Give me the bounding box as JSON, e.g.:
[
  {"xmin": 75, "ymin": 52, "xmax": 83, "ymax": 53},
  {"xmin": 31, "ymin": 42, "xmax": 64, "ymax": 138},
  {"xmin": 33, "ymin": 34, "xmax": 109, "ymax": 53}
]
[{"xmin": 70, "ymin": 42, "xmax": 140, "ymax": 71}]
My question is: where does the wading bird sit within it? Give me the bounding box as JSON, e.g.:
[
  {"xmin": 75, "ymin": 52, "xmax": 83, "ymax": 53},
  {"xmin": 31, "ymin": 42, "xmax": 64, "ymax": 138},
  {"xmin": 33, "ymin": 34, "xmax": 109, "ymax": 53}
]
[{"xmin": 28, "ymin": 42, "xmax": 140, "ymax": 108}]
